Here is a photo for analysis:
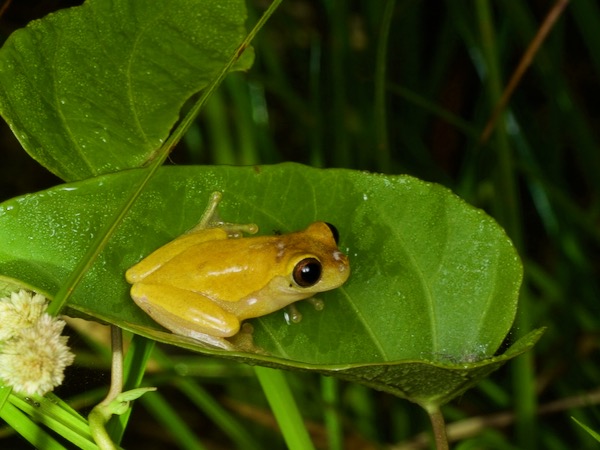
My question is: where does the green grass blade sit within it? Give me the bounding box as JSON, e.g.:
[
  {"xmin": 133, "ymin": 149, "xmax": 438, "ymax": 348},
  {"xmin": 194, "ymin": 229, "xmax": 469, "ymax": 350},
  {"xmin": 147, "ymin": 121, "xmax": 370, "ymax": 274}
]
[
  {"xmin": 2, "ymin": 399, "xmax": 67, "ymax": 450},
  {"xmin": 141, "ymin": 391, "xmax": 207, "ymax": 450},
  {"xmin": 321, "ymin": 376, "xmax": 343, "ymax": 450},
  {"xmin": 254, "ymin": 366, "xmax": 315, "ymax": 450},
  {"xmin": 175, "ymin": 377, "xmax": 262, "ymax": 450},
  {"xmin": 572, "ymin": 417, "xmax": 600, "ymax": 443}
]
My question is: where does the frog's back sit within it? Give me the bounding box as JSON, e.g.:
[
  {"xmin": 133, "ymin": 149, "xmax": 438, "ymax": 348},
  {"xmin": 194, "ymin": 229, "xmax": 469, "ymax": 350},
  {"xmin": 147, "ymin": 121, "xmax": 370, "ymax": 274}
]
[{"xmin": 147, "ymin": 234, "xmax": 291, "ymax": 302}]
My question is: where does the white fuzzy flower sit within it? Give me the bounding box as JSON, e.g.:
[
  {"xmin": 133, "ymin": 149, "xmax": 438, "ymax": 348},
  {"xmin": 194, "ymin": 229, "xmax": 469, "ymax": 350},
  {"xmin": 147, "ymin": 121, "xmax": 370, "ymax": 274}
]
[
  {"xmin": 0, "ymin": 290, "xmax": 75, "ymax": 396},
  {"xmin": 0, "ymin": 290, "xmax": 47, "ymax": 341}
]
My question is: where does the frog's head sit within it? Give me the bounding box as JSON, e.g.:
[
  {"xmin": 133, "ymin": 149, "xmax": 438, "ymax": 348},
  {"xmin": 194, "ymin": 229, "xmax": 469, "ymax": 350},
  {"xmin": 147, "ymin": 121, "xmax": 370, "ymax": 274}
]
[{"xmin": 280, "ymin": 221, "xmax": 350, "ymax": 296}]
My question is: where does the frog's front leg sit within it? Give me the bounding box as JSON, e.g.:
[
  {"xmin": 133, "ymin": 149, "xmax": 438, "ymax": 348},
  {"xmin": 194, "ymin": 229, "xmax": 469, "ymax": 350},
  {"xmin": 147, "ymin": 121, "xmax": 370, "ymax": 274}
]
[
  {"xmin": 187, "ymin": 191, "xmax": 259, "ymax": 238},
  {"xmin": 130, "ymin": 284, "xmax": 241, "ymax": 350}
]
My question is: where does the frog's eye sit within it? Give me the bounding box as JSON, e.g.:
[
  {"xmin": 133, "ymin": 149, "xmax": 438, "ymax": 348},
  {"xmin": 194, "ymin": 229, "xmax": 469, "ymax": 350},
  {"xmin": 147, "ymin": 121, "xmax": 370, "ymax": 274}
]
[
  {"xmin": 324, "ymin": 223, "xmax": 340, "ymax": 244},
  {"xmin": 293, "ymin": 257, "xmax": 322, "ymax": 287}
]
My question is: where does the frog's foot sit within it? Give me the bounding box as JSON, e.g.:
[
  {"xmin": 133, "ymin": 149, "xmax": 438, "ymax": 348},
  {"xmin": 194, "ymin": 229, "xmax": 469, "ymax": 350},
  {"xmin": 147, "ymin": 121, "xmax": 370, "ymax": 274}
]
[
  {"xmin": 186, "ymin": 331, "xmax": 235, "ymax": 350},
  {"xmin": 185, "ymin": 326, "xmax": 266, "ymax": 353},
  {"xmin": 217, "ymin": 221, "xmax": 259, "ymax": 239},
  {"xmin": 227, "ymin": 323, "xmax": 269, "ymax": 354},
  {"xmin": 283, "ymin": 297, "xmax": 325, "ymax": 324},
  {"xmin": 284, "ymin": 304, "xmax": 303, "ymax": 324},
  {"xmin": 189, "ymin": 192, "xmax": 258, "ymax": 238},
  {"xmin": 305, "ymin": 297, "xmax": 324, "ymax": 311}
]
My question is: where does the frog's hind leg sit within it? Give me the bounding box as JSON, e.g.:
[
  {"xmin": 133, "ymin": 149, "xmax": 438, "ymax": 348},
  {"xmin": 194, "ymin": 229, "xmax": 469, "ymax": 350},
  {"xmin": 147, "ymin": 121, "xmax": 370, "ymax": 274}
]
[{"xmin": 130, "ymin": 284, "xmax": 241, "ymax": 350}]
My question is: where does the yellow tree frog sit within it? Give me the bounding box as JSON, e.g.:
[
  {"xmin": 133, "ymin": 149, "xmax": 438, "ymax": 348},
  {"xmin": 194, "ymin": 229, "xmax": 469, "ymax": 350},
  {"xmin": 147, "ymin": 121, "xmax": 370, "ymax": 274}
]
[{"xmin": 125, "ymin": 192, "xmax": 351, "ymax": 350}]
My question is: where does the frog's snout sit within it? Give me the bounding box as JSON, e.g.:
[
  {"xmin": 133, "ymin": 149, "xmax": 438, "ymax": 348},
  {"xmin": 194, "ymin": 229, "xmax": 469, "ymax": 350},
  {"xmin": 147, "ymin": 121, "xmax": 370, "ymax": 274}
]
[{"xmin": 332, "ymin": 250, "xmax": 350, "ymax": 275}]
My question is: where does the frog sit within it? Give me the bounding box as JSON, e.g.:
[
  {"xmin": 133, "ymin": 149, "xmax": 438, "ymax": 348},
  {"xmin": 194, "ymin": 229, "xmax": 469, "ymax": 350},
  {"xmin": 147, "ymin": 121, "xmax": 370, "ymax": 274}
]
[{"xmin": 125, "ymin": 192, "xmax": 351, "ymax": 350}]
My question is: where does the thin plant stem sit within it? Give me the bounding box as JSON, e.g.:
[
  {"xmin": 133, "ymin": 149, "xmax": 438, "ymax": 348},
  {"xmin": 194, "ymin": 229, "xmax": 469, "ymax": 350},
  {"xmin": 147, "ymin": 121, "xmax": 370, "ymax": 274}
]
[
  {"xmin": 329, "ymin": 0, "xmax": 350, "ymax": 167},
  {"xmin": 480, "ymin": 0, "xmax": 570, "ymax": 144},
  {"xmin": 374, "ymin": 0, "xmax": 396, "ymax": 171},
  {"xmin": 427, "ymin": 407, "xmax": 449, "ymax": 450},
  {"xmin": 396, "ymin": 387, "xmax": 600, "ymax": 448},
  {"xmin": 476, "ymin": 2, "xmax": 535, "ymax": 448},
  {"xmin": 0, "ymin": 0, "xmax": 12, "ymax": 18},
  {"xmin": 88, "ymin": 326, "xmax": 123, "ymax": 450},
  {"xmin": 46, "ymin": 0, "xmax": 283, "ymax": 316}
]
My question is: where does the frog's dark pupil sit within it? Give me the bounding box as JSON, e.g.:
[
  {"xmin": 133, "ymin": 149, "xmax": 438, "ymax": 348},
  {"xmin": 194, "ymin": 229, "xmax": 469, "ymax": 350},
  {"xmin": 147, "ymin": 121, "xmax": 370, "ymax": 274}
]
[{"xmin": 293, "ymin": 258, "xmax": 322, "ymax": 287}]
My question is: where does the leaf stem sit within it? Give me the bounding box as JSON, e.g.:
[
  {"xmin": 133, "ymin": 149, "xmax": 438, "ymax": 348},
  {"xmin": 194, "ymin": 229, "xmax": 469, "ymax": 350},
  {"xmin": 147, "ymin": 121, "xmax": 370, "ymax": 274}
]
[
  {"xmin": 427, "ymin": 407, "xmax": 449, "ymax": 450},
  {"xmin": 89, "ymin": 326, "xmax": 123, "ymax": 450}
]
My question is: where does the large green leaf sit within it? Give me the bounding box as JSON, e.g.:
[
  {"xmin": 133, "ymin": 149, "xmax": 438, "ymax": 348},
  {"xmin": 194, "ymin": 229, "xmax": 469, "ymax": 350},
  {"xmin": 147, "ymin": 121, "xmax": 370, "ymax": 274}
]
[
  {"xmin": 0, "ymin": 164, "xmax": 538, "ymax": 407},
  {"xmin": 0, "ymin": 0, "xmax": 253, "ymax": 182}
]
